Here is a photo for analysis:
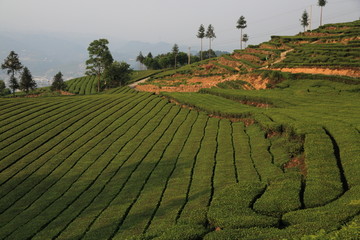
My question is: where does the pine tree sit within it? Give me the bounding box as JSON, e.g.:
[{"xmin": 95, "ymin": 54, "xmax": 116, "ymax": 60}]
[
  {"xmin": 197, "ymin": 24, "xmax": 205, "ymax": 61},
  {"xmin": 51, "ymin": 72, "xmax": 67, "ymax": 91},
  {"xmin": 1, "ymin": 51, "xmax": 23, "ymax": 95},
  {"xmin": 172, "ymin": 44, "xmax": 179, "ymax": 69},
  {"xmin": 236, "ymin": 16, "xmax": 247, "ymax": 50},
  {"xmin": 20, "ymin": 67, "xmax": 37, "ymax": 94},
  {"xmin": 300, "ymin": 10, "xmax": 310, "ymax": 32},
  {"xmin": 205, "ymin": 25, "xmax": 216, "ymax": 59}
]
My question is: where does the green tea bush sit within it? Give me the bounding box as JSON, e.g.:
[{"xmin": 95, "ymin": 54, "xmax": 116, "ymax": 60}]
[{"xmin": 207, "ymin": 183, "xmax": 279, "ymax": 229}]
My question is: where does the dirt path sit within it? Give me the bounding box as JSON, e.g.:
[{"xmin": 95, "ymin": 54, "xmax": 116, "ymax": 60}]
[
  {"xmin": 272, "ymin": 49, "xmax": 294, "ymax": 65},
  {"xmin": 128, "ymin": 78, "xmax": 150, "ymax": 89}
]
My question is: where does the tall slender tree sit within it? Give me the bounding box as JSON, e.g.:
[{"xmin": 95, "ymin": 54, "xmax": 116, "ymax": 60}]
[
  {"xmin": 20, "ymin": 67, "xmax": 37, "ymax": 93},
  {"xmin": 85, "ymin": 39, "xmax": 113, "ymax": 92},
  {"xmin": 242, "ymin": 34, "xmax": 249, "ymax": 48},
  {"xmin": 236, "ymin": 16, "xmax": 247, "ymax": 50},
  {"xmin": 1, "ymin": 51, "xmax": 23, "ymax": 95},
  {"xmin": 318, "ymin": 0, "xmax": 327, "ymax": 26},
  {"xmin": 205, "ymin": 24, "xmax": 216, "ymax": 59},
  {"xmin": 300, "ymin": 10, "xmax": 310, "ymax": 32},
  {"xmin": 197, "ymin": 24, "xmax": 205, "ymax": 61},
  {"xmin": 136, "ymin": 52, "xmax": 145, "ymax": 70},
  {"xmin": 172, "ymin": 44, "xmax": 179, "ymax": 69}
]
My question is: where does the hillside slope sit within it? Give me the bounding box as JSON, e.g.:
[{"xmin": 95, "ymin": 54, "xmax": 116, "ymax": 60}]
[{"xmin": 135, "ymin": 20, "xmax": 360, "ymax": 93}]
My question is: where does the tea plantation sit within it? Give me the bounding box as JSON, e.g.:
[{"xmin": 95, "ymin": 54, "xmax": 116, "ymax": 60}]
[{"xmin": 0, "ymin": 20, "xmax": 360, "ymax": 239}]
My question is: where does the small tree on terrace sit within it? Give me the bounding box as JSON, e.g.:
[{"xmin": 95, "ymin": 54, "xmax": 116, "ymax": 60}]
[
  {"xmin": 172, "ymin": 44, "xmax": 179, "ymax": 69},
  {"xmin": 51, "ymin": 71, "xmax": 67, "ymax": 91},
  {"xmin": 197, "ymin": 24, "xmax": 205, "ymax": 61},
  {"xmin": 300, "ymin": 10, "xmax": 310, "ymax": 32},
  {"xmin": 85, "ymin": 39, "xmax": 113, "ymax": 92},
  {"xmin": 19, "ymin": 67, "xmax": 37, "ymax": 94},
  {"xmin": 205, "ymin": 24, "xmax": 216, "ymax": 59},
  {"xmin": 318, "ymin": 0, "xmax": 327, "ymax": 26},
  {"xmin": 242, "ymin": 34, "xmax": 249, "ymax": 48},
  {"xmin": 236, "ymin": 16, "xmax": 247, "ymax": 50},
  {"xmin": 1, "ymin": 51, "xmax": 23, "ymax": 95}
]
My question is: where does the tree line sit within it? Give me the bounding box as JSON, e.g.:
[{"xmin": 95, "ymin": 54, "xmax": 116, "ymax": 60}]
[{"xmin": 1, "ymin": 51, "xmax": 68, "ymax": 96}]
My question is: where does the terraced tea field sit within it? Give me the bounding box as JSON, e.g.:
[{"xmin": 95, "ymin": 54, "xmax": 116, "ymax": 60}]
[
  {"xmin": 1, "ymin": 20, "xmax": 360, "ymax": 239},
  {"xmin": 1, "ymin": 76, "xmax": 360, "ymax": 239}
]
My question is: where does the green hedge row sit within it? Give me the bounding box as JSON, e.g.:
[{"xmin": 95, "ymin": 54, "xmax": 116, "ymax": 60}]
[
  {"xmin": 303, "ymin": 129, "xmax": 344, "ymax": 208},
  {"xmin": 207, "ymin": 183, "xmax": 279, "ymax": 229}
]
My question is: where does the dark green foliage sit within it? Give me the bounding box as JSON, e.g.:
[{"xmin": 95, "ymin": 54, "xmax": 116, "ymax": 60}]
[
  {"xmin": 1, "ymin": 51, "xmax": 23, "ymax": 77},
  {"xmin": 85, "ymin": 39, "xmax": 114, "ymax": 92},
  {"xmin": 242, "ymin": 33, "xmax": 249, "ymax": 48},
  {"xmin": 51, "ymin": 72, "xmax": 67, "ymax": 91},
  {"xmin": 136, "ymin": 51, "xmax": 145, "ymax": 70},
  {"xmin": 300, "ymin": 10, "xmax": 309, "ymax": 32},
  {"xmin": 1, "ymin": 51, "xmax": 23, "ymax": 95},
  {"xmin": 102, "ymin": 61, "xmax": 133, "ymax": 89},
  {"xmin": 0, "ymin": 80, "xmax": 6, "ymax": 95},
  {"xmin": 19, "ymin": 67, "xmax": 37, "ymax": 93},
  {"xmin": 8, "ymin": 76, "xmax": 19, "ymax": 95},
  {"xmin": 0, "ymin": 80, "xmax": 10, "ymax": 96},
  {"xmin": 143, "ymin": 51, "xmax": 199, "ymax": 70}
]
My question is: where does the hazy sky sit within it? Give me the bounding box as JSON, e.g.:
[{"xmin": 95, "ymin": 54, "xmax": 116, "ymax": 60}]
[{"xmin": 1, "ymin": 0, "xmax": 359, "ymax": 51}]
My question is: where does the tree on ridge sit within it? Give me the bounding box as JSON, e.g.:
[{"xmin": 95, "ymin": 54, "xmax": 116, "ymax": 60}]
[
  {"xmin": 300, "ymin": 10, "xmax": 310, "ymax": 32},
  {"xmin": 1, "ymin": 51, "xmax": 23, "ymax": 95},
  {"xmin": 205, "ymin": 24, "xmax": 216, "ymax": 59},
  {"xmin": 318, "ymin": 0, "xmax": 327, "ymax": 26},
  {"xmin": 85, "ymin": 39, "xmax": 113, "ymax": 92},
  {"xmin": 236, "ymin": 16, "xmax": 247, "ymax": 50},
  {"xmin": 172, "ymin": 44, "xmax": 179, "ymax": 69},
  {"xmin": 197, "ymin": 24, "xmax": 205, "ymax": 61}
]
